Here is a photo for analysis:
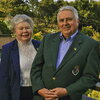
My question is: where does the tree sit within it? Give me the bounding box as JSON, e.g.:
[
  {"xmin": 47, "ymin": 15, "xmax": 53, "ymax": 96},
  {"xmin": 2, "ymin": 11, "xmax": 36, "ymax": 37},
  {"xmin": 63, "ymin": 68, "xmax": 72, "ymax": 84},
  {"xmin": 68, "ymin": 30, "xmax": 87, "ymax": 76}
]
[
  {"xmin": 0, "ymin": 21, "xmax": 11, "ymax": 34},
  {"xmin": 0, "ymin": 0, "xmax": 99, "ymax": 35},
  {"xmin": 41, "ymin": 0, "xmax": 54, "ymax": 4},
  {"xmin": 71, "ymin": 0, "xmax": 100, "ymax": 32},
  {"xmin": 0, "ymin": 0, "xmax": 16, "ymax": 17}
]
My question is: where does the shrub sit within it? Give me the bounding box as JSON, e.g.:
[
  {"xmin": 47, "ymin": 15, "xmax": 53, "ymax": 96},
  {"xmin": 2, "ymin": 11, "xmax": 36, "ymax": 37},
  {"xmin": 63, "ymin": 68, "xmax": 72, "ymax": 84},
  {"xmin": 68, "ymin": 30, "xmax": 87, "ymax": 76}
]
[
  {"xmin": 0, "ymin": 21, "xmax": 11, "ymax": 34},
  {"xmin": 32, "ymin": 31, "xmax": 43, "ymax": 41},
  {"xmin": 81, "ymin": 26, "xmax": 100, "ymax": 41}
]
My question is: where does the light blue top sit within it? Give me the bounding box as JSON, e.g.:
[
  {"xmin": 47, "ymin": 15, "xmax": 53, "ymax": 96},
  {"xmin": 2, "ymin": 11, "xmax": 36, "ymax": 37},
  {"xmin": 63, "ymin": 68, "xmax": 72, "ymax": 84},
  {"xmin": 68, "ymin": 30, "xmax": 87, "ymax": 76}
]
[{"xmin": 56, "ymin": 30, "xmax": 78, "ymax": 68}]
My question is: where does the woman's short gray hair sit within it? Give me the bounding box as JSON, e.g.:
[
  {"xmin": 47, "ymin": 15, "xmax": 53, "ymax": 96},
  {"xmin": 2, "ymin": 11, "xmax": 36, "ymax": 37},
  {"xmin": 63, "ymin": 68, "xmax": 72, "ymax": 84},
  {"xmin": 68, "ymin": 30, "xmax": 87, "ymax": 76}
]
[
  {"xmin": 10, "ymin": 14, "xmax": 34, "ymax": 32},
  {"xmin": 57, "ymin": 6, "xmax": 79, "ymax": 22}
]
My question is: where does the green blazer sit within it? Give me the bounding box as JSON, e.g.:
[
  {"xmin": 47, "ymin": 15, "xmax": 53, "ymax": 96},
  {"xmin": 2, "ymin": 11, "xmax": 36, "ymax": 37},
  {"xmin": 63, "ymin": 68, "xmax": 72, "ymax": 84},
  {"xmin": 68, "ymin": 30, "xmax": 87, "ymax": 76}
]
[{"xmin": 30, "ymin": 32, "xmax": 100, "ymax": 100}]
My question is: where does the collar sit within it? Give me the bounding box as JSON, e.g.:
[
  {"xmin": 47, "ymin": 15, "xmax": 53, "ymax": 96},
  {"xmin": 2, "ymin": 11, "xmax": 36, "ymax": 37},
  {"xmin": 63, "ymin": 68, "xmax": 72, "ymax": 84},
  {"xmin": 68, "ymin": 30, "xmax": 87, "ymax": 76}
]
[{"xmin": 60, "ymin": 30, "xmax": 78, "ymax": 41}]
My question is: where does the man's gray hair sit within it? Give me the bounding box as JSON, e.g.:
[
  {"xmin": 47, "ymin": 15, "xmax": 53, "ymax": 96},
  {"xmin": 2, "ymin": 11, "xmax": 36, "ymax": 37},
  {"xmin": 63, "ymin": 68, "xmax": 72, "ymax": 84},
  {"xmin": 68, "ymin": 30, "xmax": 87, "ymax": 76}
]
[
  {"xmin": 10, "ymin": 14, "xmax": 34, "ymax": 32},
  {"xmin": 57, "ymin": 6, "xmax": 79, "ymax": 22}
]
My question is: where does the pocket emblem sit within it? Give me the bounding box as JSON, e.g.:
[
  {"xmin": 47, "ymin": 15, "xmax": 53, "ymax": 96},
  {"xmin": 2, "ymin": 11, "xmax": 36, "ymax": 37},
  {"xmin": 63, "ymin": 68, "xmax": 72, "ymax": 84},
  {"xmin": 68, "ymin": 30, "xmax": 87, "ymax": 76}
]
[{"xmin": 72, "ymin": 66, "xmax": 80, "ymax": 76}]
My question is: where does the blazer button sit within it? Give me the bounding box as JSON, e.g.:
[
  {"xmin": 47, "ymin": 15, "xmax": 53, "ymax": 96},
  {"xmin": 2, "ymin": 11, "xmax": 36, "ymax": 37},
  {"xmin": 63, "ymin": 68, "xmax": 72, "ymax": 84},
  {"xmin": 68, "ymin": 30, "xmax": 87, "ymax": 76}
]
[{"xmin": 52, "ymin": 77, "xmax": 56, "ymax": 80}]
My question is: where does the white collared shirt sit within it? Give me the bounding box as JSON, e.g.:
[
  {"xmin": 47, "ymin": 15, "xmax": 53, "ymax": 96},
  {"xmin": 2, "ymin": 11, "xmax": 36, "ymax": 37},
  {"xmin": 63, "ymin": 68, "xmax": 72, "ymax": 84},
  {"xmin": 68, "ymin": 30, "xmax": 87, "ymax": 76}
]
[{"xmin": 18, "ymin": 40, "xmax": 37, "ymax": 87}]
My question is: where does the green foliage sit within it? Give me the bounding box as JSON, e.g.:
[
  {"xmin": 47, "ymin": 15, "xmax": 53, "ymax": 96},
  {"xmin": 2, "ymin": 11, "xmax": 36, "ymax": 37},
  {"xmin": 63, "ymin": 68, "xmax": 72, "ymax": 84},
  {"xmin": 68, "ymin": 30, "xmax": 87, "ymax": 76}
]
[
  {"xmin": 41, "ymin": 0, "xmax": 54, "ymax": 4},
  {"xmin": 92, "ymin": 32, "xmax": 100, "ymax": 42},
  {"xmin": 81, "ymin": 26, "xmax": 95, "ymax": 36},
  {"xmin": 73, "ymin": 0, "xmax": 100, "ymax": 32},
  {"xmin": 0, "ymin": 0, "xmax": 17, "ymax": 16},
  {"xmin": 81, "ymin": 26, "xmax": 100, "ymax": 41},
  {"xmin": 32, "ymin": 32, "xmax": 43, "ymax": 41},
  {"xmin": 0, "ymin": 0, "xmax": 100, "ymax": 38},
  {"xmin": 84, "ymin": 89, "xmax": 100, "ymax": 100},
  {"xmin": 10, "ymin": 2, "xmax": 32, "ymax": 16},
  {"xmin": 0, "ymin": 11, "xmax": 5, "ymax": 17},
  {"xmin": 0, "ymin": 21, "xmax": 11, "ymax": 34}
]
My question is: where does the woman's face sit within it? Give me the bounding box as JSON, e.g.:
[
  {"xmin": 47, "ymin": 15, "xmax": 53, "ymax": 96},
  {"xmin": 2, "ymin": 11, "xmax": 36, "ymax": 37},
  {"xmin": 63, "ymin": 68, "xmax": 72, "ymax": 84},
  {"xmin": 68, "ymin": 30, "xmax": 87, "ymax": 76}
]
[{"xmin": 15, "ymin": 21, "xmax": 32, "ymax": 43}]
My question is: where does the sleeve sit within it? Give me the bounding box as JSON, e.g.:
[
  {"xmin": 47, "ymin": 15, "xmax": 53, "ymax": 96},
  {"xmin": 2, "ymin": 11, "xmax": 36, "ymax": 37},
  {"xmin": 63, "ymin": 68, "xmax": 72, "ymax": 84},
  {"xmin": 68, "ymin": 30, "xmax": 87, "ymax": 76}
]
[
  {"xmin": 66, "ymin": 42, "xmax": 100, "ymax": 95},
  {"xmin": 0, "ymin": 45, "xmax": 11, "ymax": 100},
  {"xmin": 30, "ymin": 37, "xmax": 45, "ymax": 94}
]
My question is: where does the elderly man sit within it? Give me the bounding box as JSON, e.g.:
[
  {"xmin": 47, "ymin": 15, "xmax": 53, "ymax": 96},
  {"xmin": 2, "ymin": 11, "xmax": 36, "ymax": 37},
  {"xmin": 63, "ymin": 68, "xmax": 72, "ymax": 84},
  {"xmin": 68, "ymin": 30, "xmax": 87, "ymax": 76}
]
[{"xmin": 30, "ymin": 6, "xmax": 100, "ymax": 100}]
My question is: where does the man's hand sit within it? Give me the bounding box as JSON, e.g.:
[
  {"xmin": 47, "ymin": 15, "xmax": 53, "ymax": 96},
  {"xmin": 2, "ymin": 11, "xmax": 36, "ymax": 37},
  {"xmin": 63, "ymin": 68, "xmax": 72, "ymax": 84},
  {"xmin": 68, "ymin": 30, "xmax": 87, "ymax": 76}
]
[
  {"xmin": 38, "ymin": 88, "xmax": 58, "ymax": 100},
  {"xmin": 50, "ymin": 88, "xmax": 68, "ymax": 98}
]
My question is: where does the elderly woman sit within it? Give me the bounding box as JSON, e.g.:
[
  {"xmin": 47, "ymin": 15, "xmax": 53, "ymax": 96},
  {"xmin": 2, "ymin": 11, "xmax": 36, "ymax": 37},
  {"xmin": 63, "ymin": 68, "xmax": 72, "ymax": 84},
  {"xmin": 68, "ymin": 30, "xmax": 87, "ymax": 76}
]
[{"xmin": 0, "ymin": 14, "xmax": 41, "ymax": 100}]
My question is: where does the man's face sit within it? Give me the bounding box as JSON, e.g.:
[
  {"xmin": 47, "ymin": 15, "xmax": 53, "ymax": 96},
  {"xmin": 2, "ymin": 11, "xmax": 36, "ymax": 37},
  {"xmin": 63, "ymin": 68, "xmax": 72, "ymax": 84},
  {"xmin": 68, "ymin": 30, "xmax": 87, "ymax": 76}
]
[{"xmin": 58, "ymin": 10, "xmax": 79, "ymax": 38}]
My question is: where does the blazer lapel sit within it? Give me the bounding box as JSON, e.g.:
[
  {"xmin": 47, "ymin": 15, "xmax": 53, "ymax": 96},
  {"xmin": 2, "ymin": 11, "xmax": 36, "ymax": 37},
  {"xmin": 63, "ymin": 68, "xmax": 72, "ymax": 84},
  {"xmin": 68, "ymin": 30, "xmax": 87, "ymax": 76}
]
[
  {"xmin": 57, "ymin": 33, "xmax": 83, "ymax": 71},
  {"xmin": 11, "ymin": 40, "xmax": 20, "ymax": 75},
  {"xmin": 32, "ymin": 39, "xmax": 39, "ymax": 51},
  {"xmin": 51, "ymin": 33, "xmax": 61, "ymax": 71}
]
